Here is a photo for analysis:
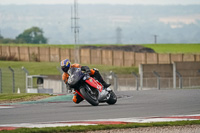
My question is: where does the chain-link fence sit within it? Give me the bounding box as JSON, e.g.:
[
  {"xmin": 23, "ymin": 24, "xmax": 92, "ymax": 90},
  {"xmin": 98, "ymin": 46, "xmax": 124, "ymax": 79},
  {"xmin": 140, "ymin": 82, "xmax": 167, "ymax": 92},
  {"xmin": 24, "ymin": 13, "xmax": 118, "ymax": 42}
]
[
  {"xmin": 1, "ymin": 67, "xmax": 200, "ymax": 94},
  {"xmin": 117, "ymin": 76, "xmax": 200, "ymax": 91},
  {"xmin": 0, "ymin": 67, "xmax": 26, "ymax": 93},
  {"xmin": 44, "ymin": 71, "xmax": 200, "ymax": 93}
]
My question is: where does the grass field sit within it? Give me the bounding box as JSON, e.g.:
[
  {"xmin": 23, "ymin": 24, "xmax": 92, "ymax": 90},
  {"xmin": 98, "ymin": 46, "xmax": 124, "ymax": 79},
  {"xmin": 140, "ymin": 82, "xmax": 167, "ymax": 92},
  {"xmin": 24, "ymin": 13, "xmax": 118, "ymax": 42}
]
[
  {"xmin": 1, "ymin": 43, "xmax": 200, "ymax": 53},
  {"xmin": 0, "ymin": 61, "xmax": 60, "ymax": 75},
  {"xmin": 0, "ymin": 61, "xmax": 138, "ymax": 75},
  {"xmin": 143, "ymin": 44, "xmax": 200, "ymax": 53}
]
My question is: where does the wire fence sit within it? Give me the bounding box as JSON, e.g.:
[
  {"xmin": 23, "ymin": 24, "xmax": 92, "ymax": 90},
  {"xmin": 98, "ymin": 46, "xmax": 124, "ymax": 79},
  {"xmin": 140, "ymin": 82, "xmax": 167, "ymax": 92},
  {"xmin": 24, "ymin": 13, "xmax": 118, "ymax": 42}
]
[
  {"xmin": 0, "ymin": 67, "xmax": 26, "ymax": 93},
  {"xmin": 0, "ymin": 68, "xmax": 200, "ymax": 94},
  {"xmin": 117, "ymin": 76, "xmax": 200, "ymax": 91}
]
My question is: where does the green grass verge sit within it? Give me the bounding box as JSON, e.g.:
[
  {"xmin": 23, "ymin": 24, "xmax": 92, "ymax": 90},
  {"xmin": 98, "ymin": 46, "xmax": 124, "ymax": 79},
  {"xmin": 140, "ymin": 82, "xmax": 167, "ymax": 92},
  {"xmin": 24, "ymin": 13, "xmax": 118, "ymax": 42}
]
[
  {"xmin": 1, "ymin": 120, "xmax": 200, "ymax": 133},
  {"xmin": 143, "ymin": 44, "xmax": 200, "ymax": 54},
  {"xmin": 0, "ymin": 93, "xmax": 51, "ymax": 103},
  {"xmin": 0, "ymin": 61, "xmax": 60, "ymax": 75},
  {"xmin": 1, "ymin": 43, "xmax": 200, "ymax": 53},
  {"xmin": 0, "ymin": 61, "xmax": 138, "ymax": 75}
]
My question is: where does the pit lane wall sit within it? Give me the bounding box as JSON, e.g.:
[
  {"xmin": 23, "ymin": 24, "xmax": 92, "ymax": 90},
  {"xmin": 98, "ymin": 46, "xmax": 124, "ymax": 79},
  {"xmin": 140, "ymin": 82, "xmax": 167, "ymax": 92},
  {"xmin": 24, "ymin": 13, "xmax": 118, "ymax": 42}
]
[
  {"xmin": 0, "ymin": 46, "xmax": 200, "ymax": 66},
  {"xmin": 139, "ymin": 62, "xmax": 200, "ymax": 90}
]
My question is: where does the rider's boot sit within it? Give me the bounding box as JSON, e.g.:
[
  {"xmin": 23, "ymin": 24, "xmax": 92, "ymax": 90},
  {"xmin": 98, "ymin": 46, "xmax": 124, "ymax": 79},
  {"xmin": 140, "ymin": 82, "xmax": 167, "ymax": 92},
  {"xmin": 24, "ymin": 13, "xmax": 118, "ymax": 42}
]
[
  {"xmin": 94, "ymin": 70, "xmax": 111, "ymax": 88},
  {"xmin": 101, "ymin": 80, "xmax": 111, "ymax": 88}
]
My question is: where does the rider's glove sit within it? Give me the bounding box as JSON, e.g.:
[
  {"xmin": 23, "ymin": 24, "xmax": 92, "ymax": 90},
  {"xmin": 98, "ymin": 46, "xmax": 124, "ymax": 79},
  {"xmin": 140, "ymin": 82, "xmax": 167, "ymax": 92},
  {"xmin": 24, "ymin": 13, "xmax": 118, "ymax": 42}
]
[
  {"xmin": 81, "ymin": 66, "xmax": 90, "ymax": 74},
  {"xmin": 86, "ymin": 69, "xmax": 91, "ymax": 74}
]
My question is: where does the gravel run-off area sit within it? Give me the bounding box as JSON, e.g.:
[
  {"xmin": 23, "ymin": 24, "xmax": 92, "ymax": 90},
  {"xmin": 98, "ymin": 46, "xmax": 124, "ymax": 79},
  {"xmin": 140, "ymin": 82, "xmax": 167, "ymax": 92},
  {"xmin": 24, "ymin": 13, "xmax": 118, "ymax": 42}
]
[{"xmin": 84, "ymin": 125, "xmax": 200, "ymax": 133}]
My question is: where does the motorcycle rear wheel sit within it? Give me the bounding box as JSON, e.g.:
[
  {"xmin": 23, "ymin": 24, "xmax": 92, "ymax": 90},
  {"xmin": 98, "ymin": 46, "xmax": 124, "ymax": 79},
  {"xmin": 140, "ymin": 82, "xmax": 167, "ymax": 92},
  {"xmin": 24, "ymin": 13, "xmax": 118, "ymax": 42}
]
[
  {"xmin": 106, "ymin": 91, "xmax": 117, "ymax": 105},
  {"xmin": 80, "ymin": 86, "xmax": 99, "ymax": 106}
]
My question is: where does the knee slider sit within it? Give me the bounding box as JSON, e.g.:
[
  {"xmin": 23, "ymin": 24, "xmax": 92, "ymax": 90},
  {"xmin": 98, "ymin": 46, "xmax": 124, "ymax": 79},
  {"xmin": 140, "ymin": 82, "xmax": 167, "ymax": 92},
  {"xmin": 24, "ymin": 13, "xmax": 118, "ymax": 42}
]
[{"xmin": 73, "ymin": 94, "xmax": 83, "ymax": 104}]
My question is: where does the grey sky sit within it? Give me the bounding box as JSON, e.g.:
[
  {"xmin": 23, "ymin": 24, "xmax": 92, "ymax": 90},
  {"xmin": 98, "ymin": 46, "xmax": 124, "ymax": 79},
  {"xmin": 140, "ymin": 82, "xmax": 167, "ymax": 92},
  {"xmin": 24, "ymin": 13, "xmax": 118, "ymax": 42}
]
[{"xmin": 0, "ymin": 0, "xmax": 200, "ymax": 5}]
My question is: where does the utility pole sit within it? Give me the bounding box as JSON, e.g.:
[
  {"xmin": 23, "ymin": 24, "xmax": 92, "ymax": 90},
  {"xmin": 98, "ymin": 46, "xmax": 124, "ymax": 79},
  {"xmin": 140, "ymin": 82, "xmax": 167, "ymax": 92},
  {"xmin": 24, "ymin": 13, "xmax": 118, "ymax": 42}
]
[
  {"xmin": 154, "ymin": 35, "xmax": 158, "ymax": 44},
  {"xmin": 116, "ymin": 27, "xmax": 122, "ymax": 44},
  {"xmin": 71, "ymin": 0, "xmax": 80, "ymax": 63}
]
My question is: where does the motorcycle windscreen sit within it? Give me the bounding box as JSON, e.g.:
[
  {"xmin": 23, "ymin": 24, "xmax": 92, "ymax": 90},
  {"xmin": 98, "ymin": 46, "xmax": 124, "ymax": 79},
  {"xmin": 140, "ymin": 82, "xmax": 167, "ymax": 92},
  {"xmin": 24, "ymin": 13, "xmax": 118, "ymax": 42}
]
[
  {"xmin": 68, "ymin": 68, "xmax": 84, "ymax": 86},
  {"xmin": 85, "ymin": 77, "xmax": 103, "ymax": 92}
]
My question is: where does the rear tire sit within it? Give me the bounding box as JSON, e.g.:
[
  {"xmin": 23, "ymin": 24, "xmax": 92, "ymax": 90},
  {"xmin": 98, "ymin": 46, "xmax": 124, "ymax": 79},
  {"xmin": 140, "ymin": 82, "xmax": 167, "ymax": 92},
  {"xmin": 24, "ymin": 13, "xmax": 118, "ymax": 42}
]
[
  {"xmin": 107, "ymin": 91, "xmax": 117, "ymax": 105},
  {"xmin": 80, "ymin": 86, "xmax": 99, "ymax": 106}
]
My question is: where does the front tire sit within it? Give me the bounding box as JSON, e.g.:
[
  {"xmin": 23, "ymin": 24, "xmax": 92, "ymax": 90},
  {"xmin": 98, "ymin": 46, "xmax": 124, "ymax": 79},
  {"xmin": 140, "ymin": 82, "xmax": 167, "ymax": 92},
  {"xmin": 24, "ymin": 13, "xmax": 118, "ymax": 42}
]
[
  {"xmin": 80, "ymin": 86, "xmax": 99, "ymax": 106},
  {"xmin": 107, "ymin": 91, "xmax": 117, "ymax": 105}
]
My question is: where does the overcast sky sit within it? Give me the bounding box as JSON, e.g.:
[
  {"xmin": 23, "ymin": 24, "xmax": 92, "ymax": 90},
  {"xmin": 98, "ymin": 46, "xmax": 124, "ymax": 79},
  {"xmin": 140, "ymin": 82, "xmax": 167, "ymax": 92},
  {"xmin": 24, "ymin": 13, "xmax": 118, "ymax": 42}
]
[{"xmin": 0, "ymin": 0, "xmax": 200, "ymax": 5}]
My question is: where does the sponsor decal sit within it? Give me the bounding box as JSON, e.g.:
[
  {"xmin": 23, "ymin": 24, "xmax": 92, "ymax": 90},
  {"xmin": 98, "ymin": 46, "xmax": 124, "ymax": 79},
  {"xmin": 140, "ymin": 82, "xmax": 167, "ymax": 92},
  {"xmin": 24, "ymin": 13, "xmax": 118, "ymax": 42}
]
[
  {"xmin": 89, "ymin": 78, "xmax": 93, "ymax": 82},
  {"xmin": 65, "ymin": 61, "xmax": 69, "ymax": 66}
]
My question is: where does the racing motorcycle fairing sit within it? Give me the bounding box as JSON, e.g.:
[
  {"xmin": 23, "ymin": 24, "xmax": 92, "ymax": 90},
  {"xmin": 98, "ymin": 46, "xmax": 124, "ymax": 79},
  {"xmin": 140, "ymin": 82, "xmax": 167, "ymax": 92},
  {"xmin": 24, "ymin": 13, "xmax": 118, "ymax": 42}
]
[
  {"xmin": 85, "ymin": 77, "xmax": 103, "ymax": 92},
  {"xmin": 75, "ymin": 90, "xmax": 84, "ymax": 99},
  {"xmin": 68, "ymin": 67, "xmax": 84, "ymax": 86}
]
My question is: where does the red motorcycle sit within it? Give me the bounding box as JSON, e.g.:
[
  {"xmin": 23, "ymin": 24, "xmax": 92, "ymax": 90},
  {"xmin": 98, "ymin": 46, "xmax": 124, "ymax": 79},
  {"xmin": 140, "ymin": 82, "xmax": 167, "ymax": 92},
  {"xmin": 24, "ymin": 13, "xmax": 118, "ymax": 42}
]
[{"xmin": 67, "ymin": 67, "xmax": 117, "ymax": 106}]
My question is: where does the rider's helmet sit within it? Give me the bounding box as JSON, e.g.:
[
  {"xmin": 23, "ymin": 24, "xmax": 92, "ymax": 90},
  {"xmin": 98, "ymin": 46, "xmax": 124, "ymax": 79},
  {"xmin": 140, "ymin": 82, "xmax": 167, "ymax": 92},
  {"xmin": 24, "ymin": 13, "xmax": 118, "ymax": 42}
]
[{"xmin": 60, "ymin": 59, "xmax": 71, "ymax": 73}]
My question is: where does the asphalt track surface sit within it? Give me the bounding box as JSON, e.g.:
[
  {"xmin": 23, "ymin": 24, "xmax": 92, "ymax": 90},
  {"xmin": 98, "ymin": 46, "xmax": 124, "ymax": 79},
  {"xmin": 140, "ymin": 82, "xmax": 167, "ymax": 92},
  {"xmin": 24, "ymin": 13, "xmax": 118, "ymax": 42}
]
[{"xmin": 0, "ymin": 89, "xmax": 200, "ymax": 125}]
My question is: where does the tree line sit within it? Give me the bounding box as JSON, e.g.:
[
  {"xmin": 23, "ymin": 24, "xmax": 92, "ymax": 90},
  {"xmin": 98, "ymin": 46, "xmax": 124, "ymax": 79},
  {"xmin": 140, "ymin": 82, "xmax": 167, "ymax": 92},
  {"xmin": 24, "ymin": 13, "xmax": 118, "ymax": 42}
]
[{"xmin": 0, "ymin": 27, "xmax": 47, "ymax": 44}]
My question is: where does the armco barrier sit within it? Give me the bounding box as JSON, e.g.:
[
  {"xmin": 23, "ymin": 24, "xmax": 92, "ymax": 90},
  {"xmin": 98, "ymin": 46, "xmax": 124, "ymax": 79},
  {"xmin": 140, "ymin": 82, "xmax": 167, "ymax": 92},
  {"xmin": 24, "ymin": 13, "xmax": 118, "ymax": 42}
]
[{"xmin": 0, "ymin": 46, "xmax": 200, "ymax": 67}]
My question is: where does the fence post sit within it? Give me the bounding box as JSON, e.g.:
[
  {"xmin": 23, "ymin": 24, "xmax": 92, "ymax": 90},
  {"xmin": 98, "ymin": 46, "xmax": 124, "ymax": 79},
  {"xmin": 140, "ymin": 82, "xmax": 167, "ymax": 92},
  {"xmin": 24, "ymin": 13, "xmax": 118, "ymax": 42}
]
[
  {"xmin": 132, "ymin": 72, "xmax": 139, "ymax": 91},
  {"xmin": 8, "ymin": 46, "xmax": 11, "ymax": 57},
  {"xmin": 139, "ymin": 64, "xmax": 143, "ymax": 90},
  {"xmin": 8, "ymin": 66, "xmax": 15, "ymax": 93},
  {"xmin": 100, "ymin": 49, "xmax": 103, "ymax": 65},
  {"xmin": 122, "ymin": 51, "xmax": 125, "ymax": 66},
  {"xmin": 112, "ymin": 50, "xmax": 114, "ymax": 66},
  {"xmin": 153, "ymin": 71, "xmax": 160, "ymax": 90},
  {"xmin": 111, "ymin": 72, "xmax": 118, "ymax": 91},
  {"xmin": 176, "ymin": 71, "xmax": 182, "ymax": 89},
  {"xmin": 173, "ymin": 62, "xmax": 176, "ymax": 88},
  {"xmin": 0, "ymin": 69, "xmax": 2, "ymax": 93},
  {"xmin": 57, "ymin": 67, "xmax": 66, "ymax": 93},
  {"xmin": 28, "ymin": 46, "xmax": 30, "ymax": 62},
  {"xmin": 22, "ymin": 67, "xmax": 29, "ymax": 93},
  {"xmin": 59, "ymin": 48, "xmax": 61, "ymax": 62}
]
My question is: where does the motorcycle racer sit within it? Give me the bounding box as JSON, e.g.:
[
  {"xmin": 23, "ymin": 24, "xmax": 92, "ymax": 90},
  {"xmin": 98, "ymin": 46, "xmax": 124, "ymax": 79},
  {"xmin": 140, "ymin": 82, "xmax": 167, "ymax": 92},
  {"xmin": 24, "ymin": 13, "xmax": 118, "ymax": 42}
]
[{"xmin": 61, "ymin": 59, "xmax": 111, "ymax": 104}]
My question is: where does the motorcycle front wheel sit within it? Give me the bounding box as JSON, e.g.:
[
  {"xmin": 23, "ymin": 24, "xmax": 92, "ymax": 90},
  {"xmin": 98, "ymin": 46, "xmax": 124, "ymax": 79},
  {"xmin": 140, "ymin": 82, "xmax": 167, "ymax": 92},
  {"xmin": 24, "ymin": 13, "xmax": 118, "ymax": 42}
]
[{"xmin": 80, "ymin": 86, "xmax": 99, "ymax": 106}]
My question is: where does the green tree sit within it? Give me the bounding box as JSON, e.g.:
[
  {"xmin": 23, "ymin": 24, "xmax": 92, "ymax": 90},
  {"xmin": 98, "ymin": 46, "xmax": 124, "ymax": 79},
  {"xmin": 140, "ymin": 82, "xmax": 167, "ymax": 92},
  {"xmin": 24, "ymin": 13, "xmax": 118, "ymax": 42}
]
[
  {"xmin": 0, "ymin": 33, "xmax": 3, "ymax": 39},
  {"xmin": 16, "ymin": 27, "xmax": 47, "ymax": 44},
  {"xmin": 0, "ymin": 34, "xmax": 17, "ymax": 44}
]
